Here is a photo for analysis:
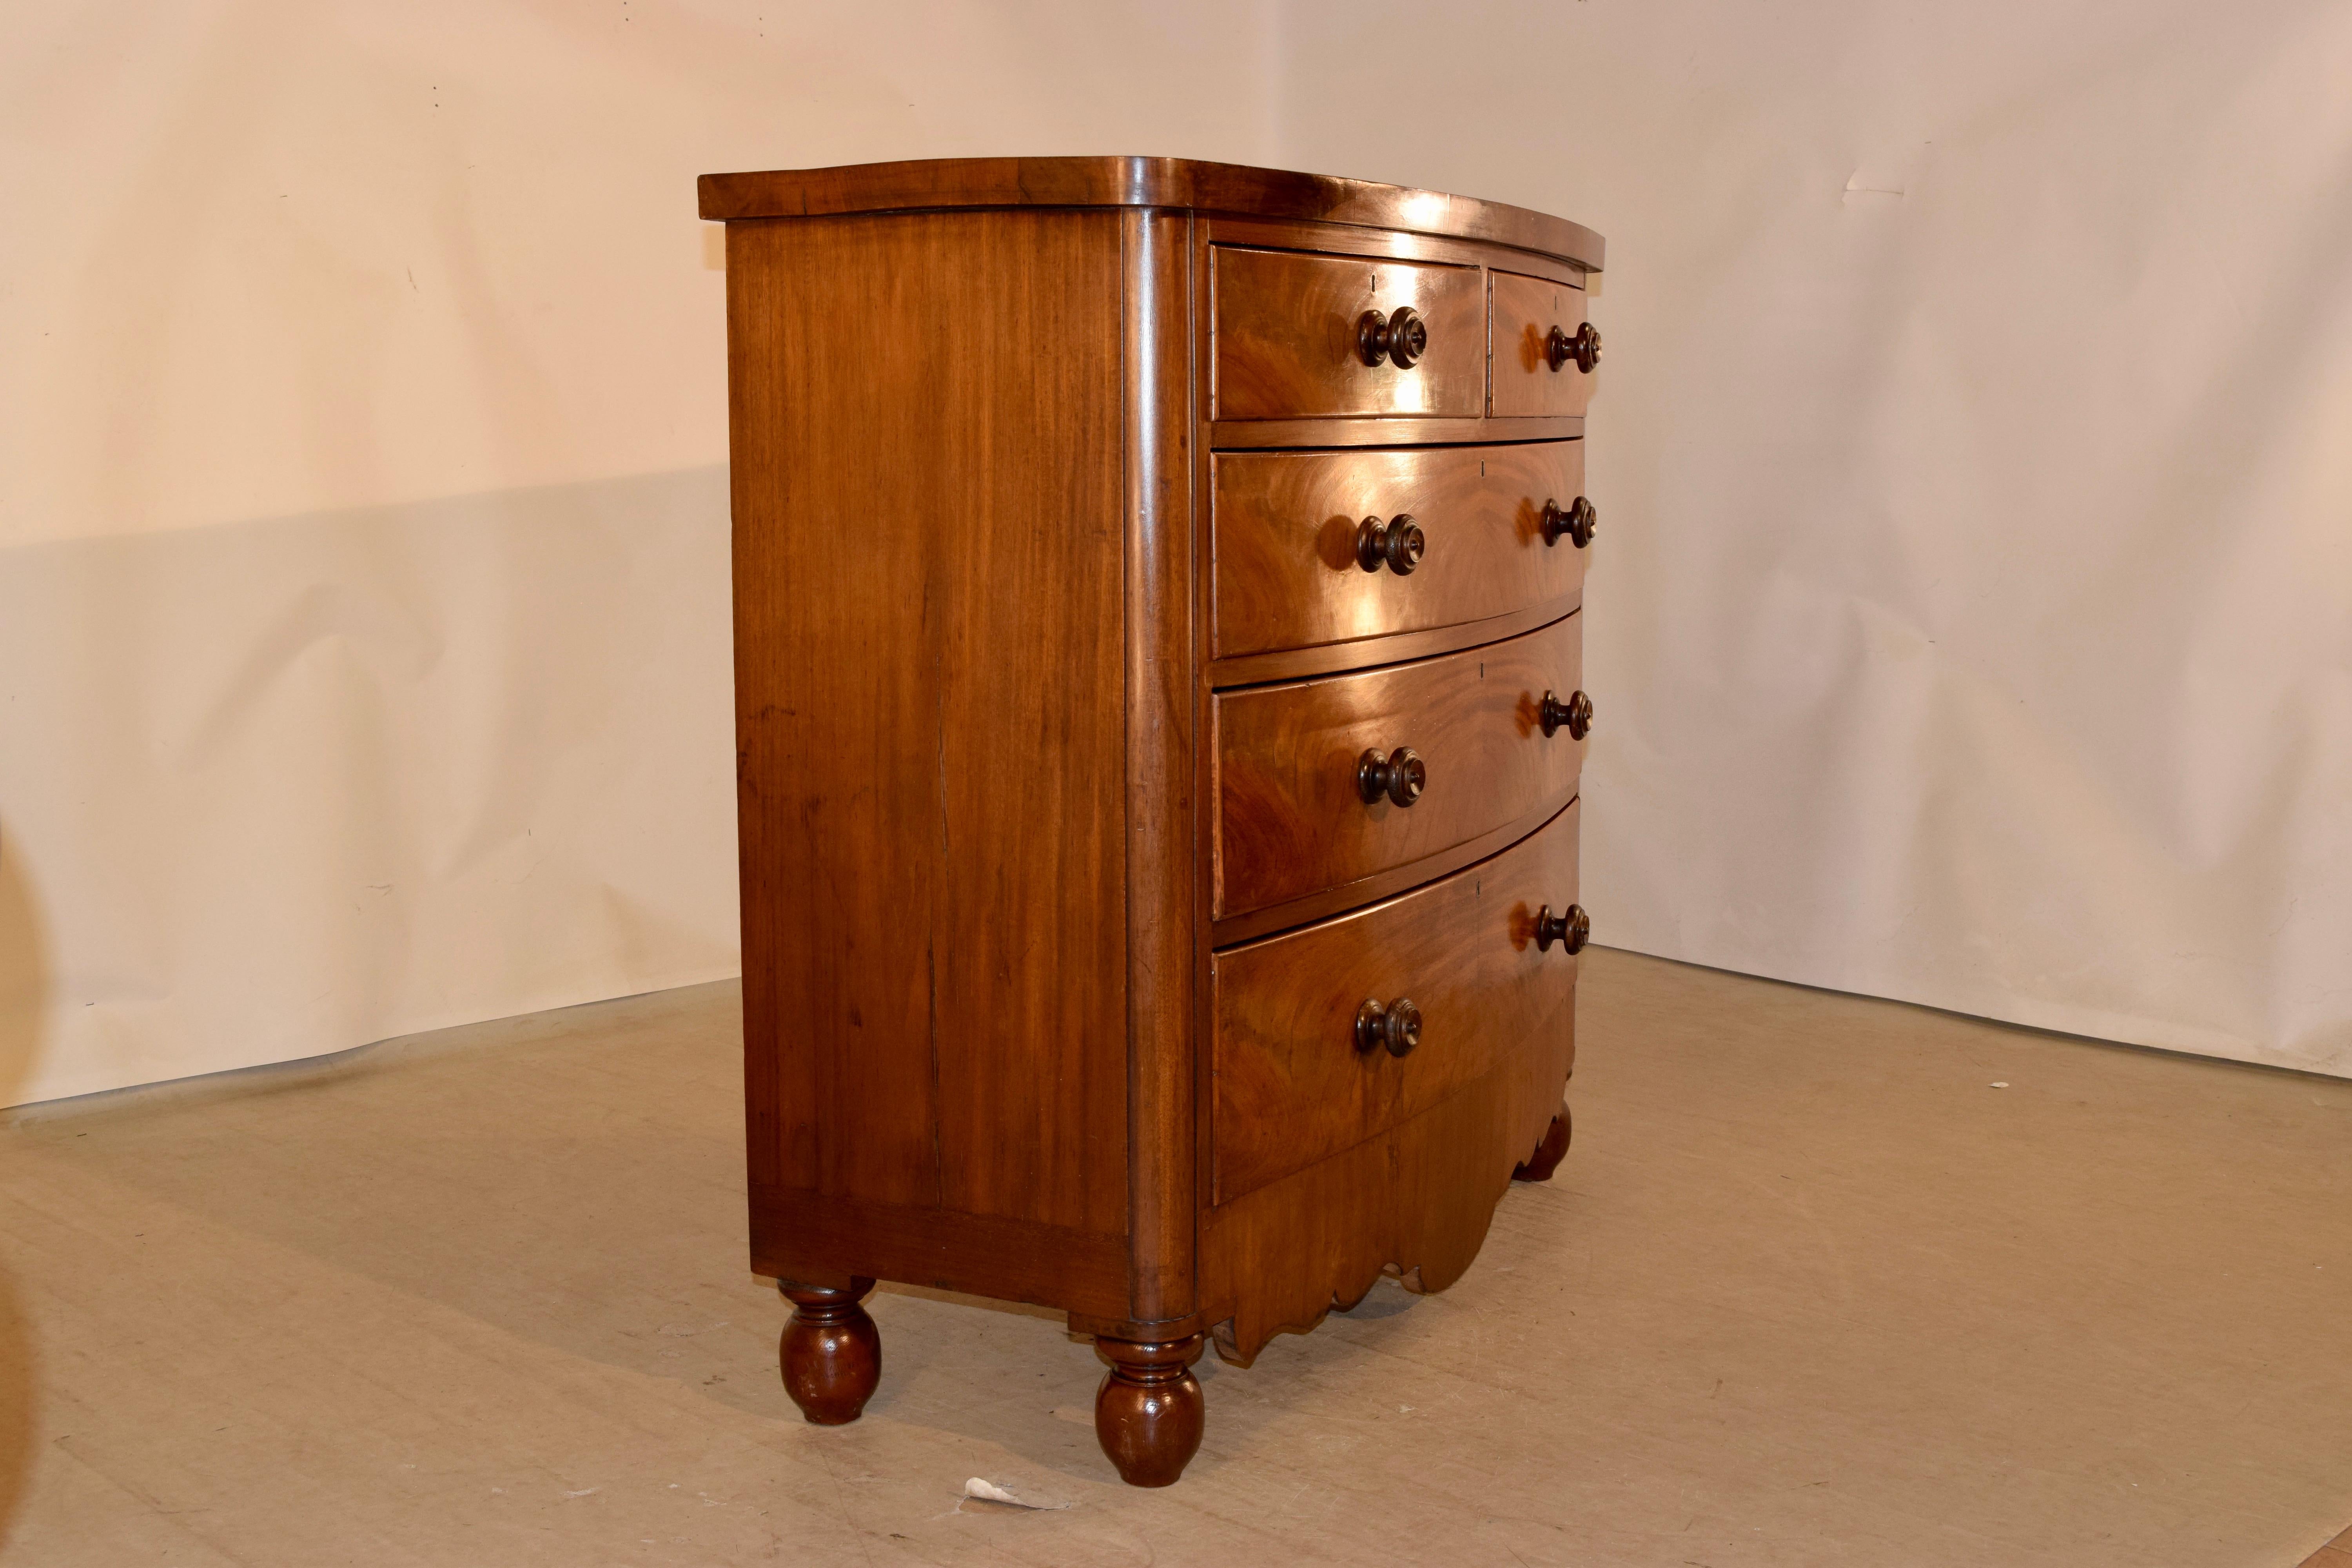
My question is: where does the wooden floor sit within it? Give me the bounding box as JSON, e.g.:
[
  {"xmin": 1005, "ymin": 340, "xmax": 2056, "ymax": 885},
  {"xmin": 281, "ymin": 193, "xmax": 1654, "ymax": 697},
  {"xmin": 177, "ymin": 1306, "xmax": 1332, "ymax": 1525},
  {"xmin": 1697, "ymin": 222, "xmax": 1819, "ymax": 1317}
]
[{"xmin": 2, "ymin": 949, "xmax": 2348, "ymax": 1566}]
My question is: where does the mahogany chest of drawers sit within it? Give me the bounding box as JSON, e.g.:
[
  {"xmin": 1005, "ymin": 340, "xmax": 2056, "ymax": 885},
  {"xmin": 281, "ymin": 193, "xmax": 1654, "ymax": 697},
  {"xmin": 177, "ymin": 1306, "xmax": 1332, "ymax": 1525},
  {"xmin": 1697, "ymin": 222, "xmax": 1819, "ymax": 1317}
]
[{"xmin": 698, "ymin": 157, "xmax": 1602, "ymax": 1486}]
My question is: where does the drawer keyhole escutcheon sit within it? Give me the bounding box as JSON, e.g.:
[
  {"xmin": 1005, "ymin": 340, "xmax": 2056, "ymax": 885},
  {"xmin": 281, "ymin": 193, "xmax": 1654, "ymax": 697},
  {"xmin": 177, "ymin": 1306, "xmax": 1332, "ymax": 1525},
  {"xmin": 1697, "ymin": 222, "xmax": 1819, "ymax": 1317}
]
[
  {"xmin": 1540, "ymin": 689, "xmax": 1593, "ymax": 740},
  {"xmin": 1355, "ymin": 514, "xmax": 1425, "ymax": 575},
  {"xmin": 1534, "ymin": 904, "xmax": 1590, "ymax": 955},
  {"xmin": 1356, "ymin": 305, "xmax": 1428, "ymax": 369},
  {"xmin": 1357, "ymin": 746, "xmax": 1426, "ymax": 808},
  {"xmin": 1541, "ymin": 495, "xmax": 1597, "ymax": 548},
  {"xmin": 1547, "ymin": 321, "xmax": 1602, "ymax": 373},
  {"xmin": 1356, "ymin": 997, "xmax": 1423, "ymax": 1058}
]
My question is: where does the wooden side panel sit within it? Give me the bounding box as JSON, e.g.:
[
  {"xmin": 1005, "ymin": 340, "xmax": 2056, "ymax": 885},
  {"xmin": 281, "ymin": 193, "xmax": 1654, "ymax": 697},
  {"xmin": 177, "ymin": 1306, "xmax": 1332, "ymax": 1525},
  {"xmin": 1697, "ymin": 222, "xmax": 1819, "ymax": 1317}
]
[
  {"xmin": 1212, "ymin": 247, "xmax": 1483, "ymax": 420},
  {"xmin": 1211, "ymin": 800, "xmax": 1581, "ymax": 1205},
  {"xmin": 1490, "ymin": 269, "xmax": 1594, "ymax": 417},
  {"xmin": 1213, "ymin": 613, "xmax": 1583, "ymax": 919},
  {"xmin": 729, "ymin": 211, "xmax": 1129, "ymax": 1265},
  {"xmin": 1211, "ymin": 441, "xmax": 1586, "ymax": 659}
]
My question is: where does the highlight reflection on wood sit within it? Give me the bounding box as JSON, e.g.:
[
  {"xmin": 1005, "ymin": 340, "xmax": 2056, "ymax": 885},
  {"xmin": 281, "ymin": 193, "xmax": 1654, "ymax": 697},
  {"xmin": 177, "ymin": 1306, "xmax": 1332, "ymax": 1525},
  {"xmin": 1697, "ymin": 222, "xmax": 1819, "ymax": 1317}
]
[
  {"xmin": 1212, "ymin": 442, "xmax": 1586, "ymax": 659},
  {"xmin": 704, "ymin": 156, "xmax": 1602, "ymax": 1487}
]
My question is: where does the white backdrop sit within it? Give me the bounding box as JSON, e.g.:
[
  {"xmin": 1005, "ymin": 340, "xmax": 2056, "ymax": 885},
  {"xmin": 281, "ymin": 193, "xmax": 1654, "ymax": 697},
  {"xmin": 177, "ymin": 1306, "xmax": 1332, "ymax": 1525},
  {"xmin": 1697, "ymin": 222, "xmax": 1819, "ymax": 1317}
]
[{"xmin": 3, "ymin": 0, "xmax": 2347, "ymax": 1107}]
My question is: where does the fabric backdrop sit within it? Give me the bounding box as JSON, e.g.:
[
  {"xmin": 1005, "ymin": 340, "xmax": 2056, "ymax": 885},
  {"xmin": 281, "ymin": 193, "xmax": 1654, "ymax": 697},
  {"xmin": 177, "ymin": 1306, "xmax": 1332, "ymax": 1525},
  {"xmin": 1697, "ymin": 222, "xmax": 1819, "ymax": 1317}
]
[{"xmin": 3, "ymin": 0, "xmax": 2345, "ymax": 1108}]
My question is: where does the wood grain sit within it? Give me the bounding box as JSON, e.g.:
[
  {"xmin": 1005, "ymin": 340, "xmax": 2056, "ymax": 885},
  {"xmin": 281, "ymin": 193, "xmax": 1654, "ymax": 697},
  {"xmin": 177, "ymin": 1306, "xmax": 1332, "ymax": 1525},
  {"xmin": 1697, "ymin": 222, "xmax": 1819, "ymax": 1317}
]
[
  {"xmin": 728, "ymin": 211, "xmax": 1130, "ymax": 1270},
  {"xmin": 698, "ymin": 156, "xmax": 1606, "ymax": 272},
  {"xmin": 1212, "ymin": 441, "xmax": 1586, "ymax": 659},
  {"xmin": 1490, "ymin": 270, "xmax": 1595, "ymax": 418},
  {"xmin": 751, "ymin": 1186, "xmax": 1130, "ymax": 1319},
  {"xmin": 1121, "ymin": 208, "xmax": 1199, "ymax": 1325},
  {"xmin": 1210, "ymin": 799, "xmax": 1581, "ymax": 1207},
  {"xmin": 1212, "ymin": 247, "xmax": 1484, "ymax": 421},
  {"xmin": 1213, "ymin": 613, "xmax": 1583, "ymax": 919},
  {"xmin": 1208, "ymin": 414, "xmax": 1581, "ymax": 451}
]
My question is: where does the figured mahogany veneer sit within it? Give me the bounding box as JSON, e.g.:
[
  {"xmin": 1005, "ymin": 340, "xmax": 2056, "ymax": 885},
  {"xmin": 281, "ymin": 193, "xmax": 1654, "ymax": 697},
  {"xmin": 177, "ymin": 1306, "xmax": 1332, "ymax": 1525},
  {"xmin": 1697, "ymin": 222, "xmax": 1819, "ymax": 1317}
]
[
  {"xmin": 1212, "ymin": 247, "xmax": 1485, "ymax": 420},
  {"xmin": 1214, "ymin": 800, "xmax": 1581, "ymax": 1206},
  {"xmin": 1211, "ymin": 441, "xmax": 1586, "ymax": 660},
  {"xmin": 705, "ymin": 157, "xmax": 1601, "ymax": 1488},
  {"xmin": 1491, "ymin": 270, "xmax": 1599, "ymax": 419},
  {"xmin": 1213, "ymin": 613, "xmax": 1583, "ymax": 920}
]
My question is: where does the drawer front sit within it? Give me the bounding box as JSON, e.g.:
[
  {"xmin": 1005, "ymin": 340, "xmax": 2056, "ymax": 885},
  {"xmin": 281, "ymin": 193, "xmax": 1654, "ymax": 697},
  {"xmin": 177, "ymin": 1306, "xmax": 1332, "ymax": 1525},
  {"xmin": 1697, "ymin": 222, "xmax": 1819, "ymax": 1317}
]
[
  {"xmin": 1490, "ymin": 270, "xmax": 1595, "ymax": 417},
  {"xmin": 1212, "ymin": 246, "xmax": 1484, "ymax": 420},
  {"xmin": 1215, "ymin": 613, "xmax": 1583, "ymax": 920},
  {"xmin": 1212, "ymin": 798, "xmax": 1580, "ymax": 1205},
  {"xmin": 1212, "ymin": 442, "xmax": 1587, "ymax": 660}
]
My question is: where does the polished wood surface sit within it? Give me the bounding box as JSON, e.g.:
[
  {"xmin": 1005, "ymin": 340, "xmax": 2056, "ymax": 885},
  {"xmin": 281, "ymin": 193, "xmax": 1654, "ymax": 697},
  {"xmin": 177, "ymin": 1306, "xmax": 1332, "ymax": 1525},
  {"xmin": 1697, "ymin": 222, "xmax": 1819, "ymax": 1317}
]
[
  {"xmin": 697, "ymin": 156, "xmax": 1606, "ymax": 271},
  {"xmin": 1491, "ymin": 270, "xmax": 1596, "ymax": 418},
  {"xmin": 728, "ymin": 211, "xmax": 1131, "ymax": 1265},
  {"xmin": 1121, "ymin": 208, "xmax": 1201, "ymax": 1327},
  {"xmin": 777, "ymin": 1279, "xmax": 881, "ymax": 1425},
  {"xmin": 715, "ymin": 161, "xmax": 1601, "ymax": 1487},
  {"xmin": 1214, "ymin": 613, "xmax": 1583, "ymax": 919},
  {"xmin": 1512, "ymin": 1103, "xmax": 1573, "ymax": 1182},
  {"xmin": 1212, "ymin": 442, "xmax": 1586, "ymax": 659},
  {"xmin": 1210, "ymin": 414, "xmax": 1582, "ymax": 450},
  {"xmin": 1199, "ymin": 806, "xmax": 1577, "ymax": 1365},
  {"xmin": 1093, "ymin": 1334, "xmax": 1207, "ymax": 1487},
  {"xmin": 1212, "ymin": 247, "xmax": 1484, "ymax": 420},
  {"xmin": 1207, "ymin": 598, "xmax": 1574, "ymax": 689},
  {"xmin": 1211, "ymin": 800, "xmax": 1580, "ymax": 1205}
]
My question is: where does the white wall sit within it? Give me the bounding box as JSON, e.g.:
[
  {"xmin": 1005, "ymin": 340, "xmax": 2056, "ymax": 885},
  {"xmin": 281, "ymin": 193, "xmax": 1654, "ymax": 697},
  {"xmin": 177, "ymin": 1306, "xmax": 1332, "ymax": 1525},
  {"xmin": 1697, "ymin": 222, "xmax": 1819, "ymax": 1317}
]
[
  {"xmin": 1270, "ymin": 0, "xmax": 2352, "ymax": 1074},
  {"xmin": 5, "ymin": 0, "xmax": 2347, "ymax": 1106},
  {"xmin": 0, "ymin": 1, "xmax": 1282, "ymax": 1107}
]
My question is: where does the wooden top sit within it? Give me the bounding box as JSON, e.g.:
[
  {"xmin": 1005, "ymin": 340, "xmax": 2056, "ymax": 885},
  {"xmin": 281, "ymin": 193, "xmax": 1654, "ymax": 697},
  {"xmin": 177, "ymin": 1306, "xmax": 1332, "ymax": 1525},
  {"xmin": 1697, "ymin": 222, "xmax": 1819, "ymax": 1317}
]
[{"xmin": 697, "ymin": 156, "xmax": 1604, "ymax": 272}]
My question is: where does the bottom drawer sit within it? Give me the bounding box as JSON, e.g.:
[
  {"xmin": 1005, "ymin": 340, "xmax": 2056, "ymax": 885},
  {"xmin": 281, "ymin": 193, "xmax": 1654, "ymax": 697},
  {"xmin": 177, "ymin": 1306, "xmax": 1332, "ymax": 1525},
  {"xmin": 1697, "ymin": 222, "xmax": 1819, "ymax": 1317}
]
[{"xmin": 1211, "ymin": 798, "xmax": 1581, "ymax": 1206}]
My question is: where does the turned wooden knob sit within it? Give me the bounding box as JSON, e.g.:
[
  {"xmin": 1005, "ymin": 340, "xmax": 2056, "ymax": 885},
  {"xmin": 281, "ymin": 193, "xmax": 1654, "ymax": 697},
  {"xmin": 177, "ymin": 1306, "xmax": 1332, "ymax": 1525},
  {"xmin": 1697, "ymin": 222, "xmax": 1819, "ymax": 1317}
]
[
  {"xmin": 1540, "ymin": 688, "xmax": 1593, "ymax": 739},
  {"xmin": 1547, "ymin": 321, "xmax": 1601, "ymax": 373},
  {"xmin": 1541, "ymin": 495, "xmax": 1597, "ymax": 548},
  {"xmin": 1357, "ymin": 745, "xmax": 1426, "ymax": 806},
  {"xmin": 1534, "ymin": 903, "xmax": 1590, "ymax": 954},
  {"xmin": 1356, "ymin": 997, "xmax": 1423, "ymax": 1058},
  {"xmin": 1357, "ymin": 305, "xmax": 1428, "ymax": 369},
  {"xmin": 1355, "ymin": 514, "xmax": 1425, "ymax": 575}
]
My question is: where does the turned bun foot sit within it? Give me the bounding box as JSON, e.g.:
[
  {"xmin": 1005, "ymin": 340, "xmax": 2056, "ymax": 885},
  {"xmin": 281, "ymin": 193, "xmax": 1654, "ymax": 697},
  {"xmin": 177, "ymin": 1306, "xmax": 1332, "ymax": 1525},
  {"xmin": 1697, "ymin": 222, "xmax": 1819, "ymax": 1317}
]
[
  {"xmin": 1512, "ymin": 1101, "xmax": 1572, "ymax": 1182},
  {"xmin": 778, "ymin": 1277, "xmax": 880, "ymax": 1425},
  {"xmin": 1094, "ymin": 1334, "xmax": 1205, "ymax": 1486}
]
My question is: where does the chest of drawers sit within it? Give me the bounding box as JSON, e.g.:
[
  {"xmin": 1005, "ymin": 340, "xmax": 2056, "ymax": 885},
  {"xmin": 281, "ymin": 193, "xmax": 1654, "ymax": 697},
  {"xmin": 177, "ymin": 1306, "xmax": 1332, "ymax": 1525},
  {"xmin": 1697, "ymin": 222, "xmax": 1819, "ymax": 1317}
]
[{"xmin": 699, "ymin": 157, "xmax": 1602, "ymax": 1487}]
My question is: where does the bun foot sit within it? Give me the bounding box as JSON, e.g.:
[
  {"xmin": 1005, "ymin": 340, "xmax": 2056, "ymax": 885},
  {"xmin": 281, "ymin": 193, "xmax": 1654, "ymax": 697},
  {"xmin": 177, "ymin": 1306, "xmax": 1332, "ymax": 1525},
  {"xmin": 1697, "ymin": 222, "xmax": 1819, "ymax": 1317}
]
[
  {"xmin": 778, "ymin": 1277, "xmax": 880, "ymax": 1425},
  {"xmin": 1094, "ymin": 1334, "xmax": 1205, "ymax": 1486},
  {"xmin": 1513, "ymin": 1102, "xmax": 1572, "ymax": 1182}
]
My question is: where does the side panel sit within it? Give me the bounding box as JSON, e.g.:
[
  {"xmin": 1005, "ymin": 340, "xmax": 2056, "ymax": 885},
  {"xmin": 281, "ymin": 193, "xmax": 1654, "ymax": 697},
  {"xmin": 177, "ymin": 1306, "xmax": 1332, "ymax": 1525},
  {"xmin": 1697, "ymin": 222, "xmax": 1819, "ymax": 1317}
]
[{"xmin": 728, "ymin": 211, "xmax": 1130, "ymax": 1309}]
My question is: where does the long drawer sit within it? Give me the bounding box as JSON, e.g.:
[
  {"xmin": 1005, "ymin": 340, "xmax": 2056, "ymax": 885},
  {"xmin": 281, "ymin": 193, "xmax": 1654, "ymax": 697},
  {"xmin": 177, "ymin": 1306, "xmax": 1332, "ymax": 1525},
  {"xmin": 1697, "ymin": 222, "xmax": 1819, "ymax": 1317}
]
[
  {"xmin": 1212, "ymin": 441, "xmax": 1588, "ymax": 660},
  {"xmin": 1214, "ymin": 613, "xmax": 1583, "ymax": 921},
  {"xmin": 1212, "ymin": 798, "xmax": 1581, "ymax": 1206},
  {"xmin": 1211, "ymin": 245, "xmax": 1485, "ymax": 420}
]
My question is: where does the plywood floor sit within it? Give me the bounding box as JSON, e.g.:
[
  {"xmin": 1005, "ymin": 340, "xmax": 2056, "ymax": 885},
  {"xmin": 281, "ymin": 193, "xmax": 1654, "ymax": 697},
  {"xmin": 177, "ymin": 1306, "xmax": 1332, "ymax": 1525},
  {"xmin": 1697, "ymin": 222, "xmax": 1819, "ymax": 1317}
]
[{"xmin": 2, "ymin": 949, "xmax": 2348, "ymax": 1566}]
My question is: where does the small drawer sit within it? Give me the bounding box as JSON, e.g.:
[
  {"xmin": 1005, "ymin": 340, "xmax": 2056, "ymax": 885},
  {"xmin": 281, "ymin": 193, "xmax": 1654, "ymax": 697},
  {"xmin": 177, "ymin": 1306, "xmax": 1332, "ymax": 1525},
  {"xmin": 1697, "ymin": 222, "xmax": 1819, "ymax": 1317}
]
[
  {"xmin": 1212, "ymin": 245, "xmax": 1484, "ymax": 420},
  {"xmin": 1490, "ymin": 270, "xmax": 1597, "ymax": 417},
  {"xmin": 1214, "ymin": 613, "xmax": 1584, "ymax": 921},
  {"xmin": 1212, "ymin": 797, "xmax": 1581, "ymax": 1205},
  {"xmin": 1212, "ymin": 441, "xmax": 1589, "ymax": 660}
]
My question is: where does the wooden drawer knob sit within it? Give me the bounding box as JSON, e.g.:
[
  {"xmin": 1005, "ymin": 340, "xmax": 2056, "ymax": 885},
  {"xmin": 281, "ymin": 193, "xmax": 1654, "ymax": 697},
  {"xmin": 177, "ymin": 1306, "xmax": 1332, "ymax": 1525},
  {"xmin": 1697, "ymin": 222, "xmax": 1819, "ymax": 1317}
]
[
  {"xmin": 1355, "ymin": 513, "xmax": 1425, "ymax": 575},
  {"xmin": 1355, "ymin": 997, "xmax": 1422, "ymax": 1058},
  {"xmin": 1540, "ymin": 689, "xmax": 1592, "ymax": 740},
  {"xmin": 1357, "ymin": 305, "xmax": 1428, "ymax": 369},
  {"xmin": 1356, "ymin": 746, "xmax": 1426, "ymax": 807},
  {"xmin": 1534, "ymin": 903, "xmax": 1590, "ymax": 954},
  {"xmin": 1541, "ymin": 495, "xmax": 1597, "ymax": 548},
  {"xmin": 1547, "ymin": 321, "xmax": 1601, "ymax": 373}
]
